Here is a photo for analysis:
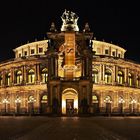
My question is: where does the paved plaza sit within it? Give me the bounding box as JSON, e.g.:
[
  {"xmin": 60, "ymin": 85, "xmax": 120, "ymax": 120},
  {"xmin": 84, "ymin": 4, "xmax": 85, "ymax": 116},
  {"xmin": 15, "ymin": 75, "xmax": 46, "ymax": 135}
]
[{"xmin": 0, "ymin": 116, "xmax": 140, "ymax": 140}]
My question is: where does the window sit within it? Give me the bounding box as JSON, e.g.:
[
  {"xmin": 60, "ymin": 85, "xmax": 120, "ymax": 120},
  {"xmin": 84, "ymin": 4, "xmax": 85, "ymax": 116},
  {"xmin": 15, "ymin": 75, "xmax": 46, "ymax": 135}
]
[
  {"xmin": 28, "ymin": 69, "xmax": 35, "ymax": 83},
  {"xmin": 92, "ymin": 69, "xmax": 98, "ymax": 83},
  {"xmin": 0, "ymin": 75, "xmax": 2, "ymax": 86},
  {"xmin": 39, "ymin": 48, "xmax": 43, "ymax": 53},
  {"xmin": 18, "ymin": 53, "xmax": 21, "ymax": 57},
  {"xmin": 41, "ymin": 95, "xmax": 48, "ymax": 103},
  {"xmin": 92, "ymin": 95, "xmax": 98, "ymax": 103},
  {"xmin": 24, "ymin": 51, "xmax": 27, "ymax": 56},
  {"xmin": 117, "ymin": 71, "xmax": 124, "ymax": 84},
  {"xmin": 105, "ymin": 69, "xmax": 112, "ymax": 84},
  {"xmin": 105, "ymin": 49, "xmax": 109, "ymax": 54},
  {"xmin": 136, "ymin": 76, "xmax": 140, "ymax": 87},
  {"xmin": 15, "ymin": 70, "xmax": 22, "ymax": 84},
  {"xmin": 31, "ymin": 49, "xmax": 35, "ymax": 54},
  {"xmin": 6, "ymin": 73, "xmax": 11, "ymax": 86},
  {"xmin": 41, "ymin": 68, "xmax": 48, "ymax": 83},
  {"xmin": 112, "ymin": 51, "xmax": 115, "ymax": 56},
  {"xmin": 118, "ymin": 54, "xmax": 121, "ymax": 58},
  {"xmin": 128, "ymin": 73, "xmax": 133, "ymax": 86}
]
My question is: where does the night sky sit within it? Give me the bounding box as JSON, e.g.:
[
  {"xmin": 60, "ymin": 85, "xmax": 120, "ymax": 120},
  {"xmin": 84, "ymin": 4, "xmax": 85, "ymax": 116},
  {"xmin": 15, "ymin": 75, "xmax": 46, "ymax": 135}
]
[{"xmin": 0, "ymin": 1, "xmax": 139, "ymax": 62}]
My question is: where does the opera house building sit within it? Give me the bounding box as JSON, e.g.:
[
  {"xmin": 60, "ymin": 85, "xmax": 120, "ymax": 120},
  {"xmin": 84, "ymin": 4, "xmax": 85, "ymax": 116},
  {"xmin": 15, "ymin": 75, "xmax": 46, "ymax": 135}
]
[{"xmin": 0, "ymin": 10, "xmax": 140, "ymax": 116}]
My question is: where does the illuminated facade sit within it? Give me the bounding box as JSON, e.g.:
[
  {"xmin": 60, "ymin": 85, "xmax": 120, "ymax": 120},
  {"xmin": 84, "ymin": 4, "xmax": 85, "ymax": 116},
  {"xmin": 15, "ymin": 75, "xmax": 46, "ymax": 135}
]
[{"xmin": 0, "ymin": 10, "xmax": 140, "ymax": 115}]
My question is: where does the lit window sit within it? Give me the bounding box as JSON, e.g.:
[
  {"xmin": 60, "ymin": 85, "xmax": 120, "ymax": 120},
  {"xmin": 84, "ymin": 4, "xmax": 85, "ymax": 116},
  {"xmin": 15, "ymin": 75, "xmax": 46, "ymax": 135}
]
[
  {"xmin": 6, "ymin": 73, "xmax": 11, "ymax": 86},
  {"xmin": 105, "ymin": 69, "xmax": 112, "ymax": 84},
  {"xmin": 92, "ymin": 69, "xmax": 98, "ymax": 83},
  {"xmin": 41, "ymin": 95, "xmax": 48, "ymax": 103},
  {"xmin": 117, "ymin": 71, "xmax": 124, "ymax": 84},
  {"xmin": 41, "ymin": 68, "xmax": 48, "ymax": 83},
  {"xmin": 128, "ymin": 73, "xmax": 133, "ymax": 86},
  {"xmin": 136, "ymin": 76, "xmax": 140, "ymax": 87},
  {"xmin": 92, "ymin": 95, "xmax": 98, "ymax": 103},
  {"xmin": 28, "ymin": 69, "xmax": 35, "ymax": 83},
  {"xmin": 15, "ymin": 70, "xmax": 22, "ymax": 84}
]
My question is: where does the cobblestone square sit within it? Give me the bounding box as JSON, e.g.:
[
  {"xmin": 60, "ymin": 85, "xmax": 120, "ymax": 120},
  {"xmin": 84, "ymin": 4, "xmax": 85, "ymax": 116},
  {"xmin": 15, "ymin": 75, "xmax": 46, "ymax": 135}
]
[{"xmin": 0, "ymin": 116, "xmax": 140, "ymax": 140}]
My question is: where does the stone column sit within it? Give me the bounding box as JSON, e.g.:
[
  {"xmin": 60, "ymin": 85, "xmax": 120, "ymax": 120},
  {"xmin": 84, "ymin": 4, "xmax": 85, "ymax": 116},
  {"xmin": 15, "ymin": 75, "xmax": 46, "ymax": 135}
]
[
  {"xmin": 35, "ymin": 64, "xmax": 38, "ymax": 83},
  {"xmin": 24, "ymin": 66, "xmax": 27, "ymax": 83},
  {"xmin": 37, "ymin": 64, "xmax": 41, "ymax": 82},
  {"xmin": 11, "ymin": 68, "xmax": 14, "ymax": 85},
  {"xmin": 102, "ymin": 64, "xmax": 105, "ymax": 81},
  {"xmin": 36, "ymin": 44, "xmax": 38, "ymax": 55},
  {"xmin": 2, "ymin": 70, "xmax": 6, "ymax": 86},
  {"xmin": 28, "ymin": 46, "xmax": 30, "ymax": 57},
  {"xmin": 124, "ymin": 68, "xmax": 128, "ymax": 86}
]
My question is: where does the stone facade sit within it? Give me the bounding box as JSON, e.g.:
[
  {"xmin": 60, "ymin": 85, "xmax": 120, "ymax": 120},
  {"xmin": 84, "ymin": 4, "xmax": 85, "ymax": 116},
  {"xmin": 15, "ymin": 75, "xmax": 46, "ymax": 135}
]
[{"xmin": 0, "ymin": 10, "xmax": 140, "ymax": 115}]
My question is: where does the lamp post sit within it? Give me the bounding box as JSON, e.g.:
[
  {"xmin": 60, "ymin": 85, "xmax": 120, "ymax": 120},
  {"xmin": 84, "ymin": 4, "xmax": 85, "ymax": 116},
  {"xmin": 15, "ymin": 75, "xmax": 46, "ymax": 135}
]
[
  {"xmin": 2, "ymin": 98, "xmax": 9, "ymax": 113},
  {"xmin": 15, "ymin": 97, "xmax": 21, "ymax": 114},
  {"xmin": 104, "ymin": 97, "xmax": 112, "ymax": 115},
  {"xmin": 118, "ymin": 97, "xmax": 125, "ymax": 114},
  {"xmin": 28, "ymin": 96, "xmax": 36, "ymax": 115},
  {"xmin": 130, "ymin": 99, "xmax": 137, "ymax": 114}
]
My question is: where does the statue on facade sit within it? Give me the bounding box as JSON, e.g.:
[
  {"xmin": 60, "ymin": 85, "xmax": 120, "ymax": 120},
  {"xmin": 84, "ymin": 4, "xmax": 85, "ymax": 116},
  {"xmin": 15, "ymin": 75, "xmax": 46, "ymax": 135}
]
[{"xmin": 61, "ymin": 9, "xmax": 79, "ymax": 31}]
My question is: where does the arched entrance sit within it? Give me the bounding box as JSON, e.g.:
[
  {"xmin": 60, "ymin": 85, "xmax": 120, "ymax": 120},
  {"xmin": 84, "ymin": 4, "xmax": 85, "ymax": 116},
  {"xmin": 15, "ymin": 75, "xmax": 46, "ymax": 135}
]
[{"xmin": 62, "ymin": 88, "xmax": 78, "ymax": 115}]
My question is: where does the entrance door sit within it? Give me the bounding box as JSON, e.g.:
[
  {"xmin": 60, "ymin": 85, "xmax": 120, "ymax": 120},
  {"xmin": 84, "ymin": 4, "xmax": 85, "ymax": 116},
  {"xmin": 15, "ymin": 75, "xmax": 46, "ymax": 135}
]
[{"xmin": 66, "ymin": 99, "xmax": 74, "ymax": 114}]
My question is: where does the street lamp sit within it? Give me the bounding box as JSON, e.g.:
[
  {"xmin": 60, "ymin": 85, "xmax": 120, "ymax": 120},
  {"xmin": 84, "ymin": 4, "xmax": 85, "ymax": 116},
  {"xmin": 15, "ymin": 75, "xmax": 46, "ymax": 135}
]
[
  {"xmin": 2, "ymin": 98, "xmax": 9, "ymax": 113},
  {"xmin": 15, "ymin": 97, "xmax": 21, "ymax": 114},
  {"xmin": 104, "ymin": 96, "xmax": 112, "ymax": 115},
  {"xmin": 118, "ymin": 97, "xmax": 125, "ymax": 114},
  {"xmin": 28, "ymin": 96, "xmax": 36, "ymax": 114},
  {"xmin": 130, "ymin": 99, "xmax": 137, "ymax": 113}
]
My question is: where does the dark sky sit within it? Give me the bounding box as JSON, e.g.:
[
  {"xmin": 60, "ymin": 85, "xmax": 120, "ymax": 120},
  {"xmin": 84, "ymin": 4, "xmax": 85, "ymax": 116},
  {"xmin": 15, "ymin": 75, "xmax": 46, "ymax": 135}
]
[{"xmin": 0, "ymin": 1, "xmax": 139, "ymax": 62}]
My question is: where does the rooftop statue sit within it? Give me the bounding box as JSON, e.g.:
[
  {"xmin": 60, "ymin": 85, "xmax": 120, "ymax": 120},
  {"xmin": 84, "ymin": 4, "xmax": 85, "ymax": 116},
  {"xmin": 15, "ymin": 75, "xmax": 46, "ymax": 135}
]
[{"xmin": 61, "ymin": 10, "xmax": 79, "ymax": 32}]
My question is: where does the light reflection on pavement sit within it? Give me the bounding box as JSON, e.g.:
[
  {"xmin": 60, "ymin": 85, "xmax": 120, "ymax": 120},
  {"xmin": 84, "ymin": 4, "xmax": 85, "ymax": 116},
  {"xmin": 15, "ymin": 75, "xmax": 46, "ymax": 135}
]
[{"xmin": 0, "ymin": 116, "xmax": 140, "ymax": 140}]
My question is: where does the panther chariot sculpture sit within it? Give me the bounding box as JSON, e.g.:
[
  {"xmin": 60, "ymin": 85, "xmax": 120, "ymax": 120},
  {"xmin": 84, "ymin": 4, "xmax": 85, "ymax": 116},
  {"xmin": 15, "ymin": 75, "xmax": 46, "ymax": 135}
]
[{"xmin": 61, "ymin": 9, "xmax": 79, "ymax": 32}]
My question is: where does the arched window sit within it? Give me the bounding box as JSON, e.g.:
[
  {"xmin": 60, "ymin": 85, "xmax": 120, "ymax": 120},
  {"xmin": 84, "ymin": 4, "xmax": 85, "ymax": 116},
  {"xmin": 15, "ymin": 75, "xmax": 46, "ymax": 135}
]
[
  {"xmin": 41, "ymin": 95, "xmax": 48, "ymax": 103},
  {"xmin": 15, "ymin": 70, "xmax": 22, "ymax": 84},
  {"xmin": 6, "ymin": 73, "xmax": 11, "ymax": 86},
  {"xmin": 117, "ymin": 71, "xmax": 124, "ymax": 84},
  {"xmin": 41, "ymin": 68, "xmax": 48, "ymax": 83},
  {"xmin": 92, "ymin": 69, "xmax": 98, "ymax": 83},
  {"xmin": 136, "ymin": 76, "xmax": 140, "ymax": 87},
  {"xmin": 28, "ymin": 69, "xmax": 35, "ymax": 83},
  {"xmin": 92, "ymin": 95, "xmax": 98, "ymax": 103},
  {"xmin": 0, "ymin": 75, "xmax": 2, "ymax": 86},
  {"xmin": 105, "ymin": 69, "xmax": 112, "ymax": 84},
  {"xmin": 128, "ymin": 73, "xmax": 133, "ymax": 86}
]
